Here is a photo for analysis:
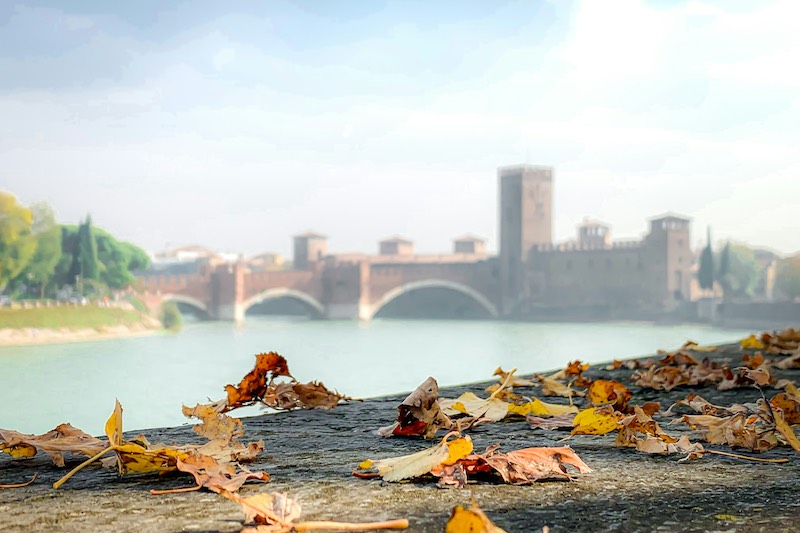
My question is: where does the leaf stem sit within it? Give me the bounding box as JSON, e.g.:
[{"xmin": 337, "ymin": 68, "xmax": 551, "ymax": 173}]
[
  {"xmin": 704, "ymin": 450, "xmax": 789, "ymax": 463},
  {"xmin": 293, "ymin": 519, "xmax": 409, "ymax": 531},
  {"xmin": 489, "ymin": 368, "xmax": 517, "ymax": 400},
  {"xmin": 53, "ymin": 445, "xmax": 115, "ymax": 489},
  {"xmin": 0, "ymin": 472, "xmax": 38, "ymax": 489},
  {"xmin": 150, "ymin": 484, "xmax": 203, "ymax": 495}
]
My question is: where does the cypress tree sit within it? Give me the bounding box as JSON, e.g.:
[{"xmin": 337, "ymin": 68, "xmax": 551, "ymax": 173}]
[
  {"xmin": 697, "ymin": 227, "xmax": 714, "ymax": 291},
  {"xmin": 68, "ymin": 215, "xmax": 100, "ymax": 287}
]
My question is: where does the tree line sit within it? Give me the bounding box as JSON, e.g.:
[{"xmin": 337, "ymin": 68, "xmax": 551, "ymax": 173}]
[
  {"xmin": 0, "ymin": 192, "xmax": 150, "ymax": 299},
  {"xmin": 697, "ymin": 228, "xmax": 800, "ymax": 301}
]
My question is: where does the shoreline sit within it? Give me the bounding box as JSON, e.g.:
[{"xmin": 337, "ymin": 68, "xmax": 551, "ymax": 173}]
[{"xmin": 0, "ymin": 324, "xmax": 162, "ymax": 348}]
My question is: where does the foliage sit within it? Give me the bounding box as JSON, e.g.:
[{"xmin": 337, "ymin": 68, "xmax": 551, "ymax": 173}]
[
  {"xmin": 68, "ymin": 215, "xmax": 100, "ymax": 287},
  {"xmin": 717, "ymin": 242, "xmax": 760, "ymax": 300},
  {"xmin": 697, "ymin": 228, "xmax": 714, "ymax": 291},
  {"xmin": 160, "ymin": 300, "xmax": 183, "ymax": 331},
  {"xmin": 16, "ymin": 203, "xmax": 63, "ymax": 297},
  {"xmin": 0, "ymin": 192, "xmax": 36, "ymax": 291},
  {"xmin": 127, "ymin": 295, "xmax": 149, "ymax": 313},
  {"xmin": 775, "ymin": 255, "xmax": 800, "ymax": 300}
]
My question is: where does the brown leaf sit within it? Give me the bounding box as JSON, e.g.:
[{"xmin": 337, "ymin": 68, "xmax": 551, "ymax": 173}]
[
  {"xmin": 474, "ymin": 445, "xmax": 591, "ymax": 484},
  {"xmin": 587, "ymin": 379, "xmax": 632, "ymax": 412},
  {"xmin": 526, "ymin": 413, "xmax": 577, "ymax": 430},
  {"xmin": 175, "ymin": 453, "xmax": 269, "ymax": 493},
  {"xmin": 223, "ymin": 352, "xmax": 292, "ymax": 412},
  {"xmin": 263, "ymin": 381, "xmax": 352, "ymax": 410},
  {"xmin": 771, "ymin": 393, "xmax": 800, "ymax": 425},
  {"xmin": 0, "ymin": 424, "xmax": 107, "ymax": 467},
  {"xmin": 775, "ymin": 350, "xmax": 800, "ymax": 369},
  {"xmin": 378, "ymin": 377, "xmax": 452, "ymax": 438},
  {"xmin": 181, "ymin": 403, "xmax": 264, "ymax": 464}
]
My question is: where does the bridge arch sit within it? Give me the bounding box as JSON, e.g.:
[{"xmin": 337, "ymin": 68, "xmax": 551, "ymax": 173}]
[
  {"xmin": 160, "ymin": 294, "xmax": 209, "ymax": 314},
  {"xmin": 242, "ymin": 288, "xmax": 325, "ymax": 317},
  {"xmin": 368, "ymin": 279, "xmax": 499, "ymax": 320}
]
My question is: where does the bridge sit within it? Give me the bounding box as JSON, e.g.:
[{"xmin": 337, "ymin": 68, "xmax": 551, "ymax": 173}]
[{"xmin": 139, "ymin": 254, "xmax": 500, "ymax": 322}]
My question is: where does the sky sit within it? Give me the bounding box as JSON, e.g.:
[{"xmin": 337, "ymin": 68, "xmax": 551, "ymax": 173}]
[{"xmin": 2, "ymin": 0, "xmax": 799, "ymax": 257}]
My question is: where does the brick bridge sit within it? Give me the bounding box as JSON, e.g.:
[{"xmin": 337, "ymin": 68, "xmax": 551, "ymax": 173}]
[{"xmin": 139, "ymin": 255, "xmax": 500, "ymax": 321}]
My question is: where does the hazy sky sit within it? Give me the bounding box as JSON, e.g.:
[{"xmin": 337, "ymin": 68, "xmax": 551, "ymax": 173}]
[{"xmin": 2, "ymin": 0, "xmax": 799, "ymax": 257}]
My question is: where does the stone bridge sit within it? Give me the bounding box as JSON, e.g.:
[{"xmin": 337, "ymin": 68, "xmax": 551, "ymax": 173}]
[{"xmin": 139, "ymin": 256, "xmax": 500, "ymax": 321}]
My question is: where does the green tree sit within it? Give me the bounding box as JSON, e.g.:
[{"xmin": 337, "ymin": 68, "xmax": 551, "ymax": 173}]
[
  {"xmin": 160, "ymin": 301, "xmax": 183, "ymax": 331},
  {"xmin": 0, "ymin": 192, "xmax": 37, "ymax": 291},
  {"xmin": 68, "ymin": 215, "xmax": 100, "ymax": 289},
  {"xmin": 717, "ymin": 242, "xmax": 760, "ymax": 300},
  {"xmin": 96, "ymin": 229, "xmax": 151, "ymax": 288},
  {"xmin": 775, "ymin": 255, "xmax": 800, "ymax": 300},
  {"xmin": 697, "ymin": 227, "xmax": 714, "ymax": 291},
  {"xmin": 14, "ymin": 202, "xmax": 62, "ymax": 297}
]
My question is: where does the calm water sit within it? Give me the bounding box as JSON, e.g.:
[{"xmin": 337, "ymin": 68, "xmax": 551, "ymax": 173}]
[{"xmin": 0, "ymin": 318, "xmax": 752, "ymax": 436}]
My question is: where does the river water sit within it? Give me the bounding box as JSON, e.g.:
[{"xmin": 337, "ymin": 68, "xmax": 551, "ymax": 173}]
[{"xmin": 0, "ymin": 318, "xmax": 752, "ymax": 436}]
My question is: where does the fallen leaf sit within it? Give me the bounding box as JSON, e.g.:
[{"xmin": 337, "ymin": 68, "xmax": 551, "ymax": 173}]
[
  {"xmin": 526, "ymin": 413, "xmax": 576, "ymax": 430},
  {"xmin": 378, "ymin": 377, "xmax": 453, "ymax": 438},
  {"xmin": 572, "ymin": 406, "xmax": 619, "ymax": 435},
  {"xmin": 446, "ymin": 502, "xmax": 507, "ymax": 533},
  {"xmin": 492, "ymin": 367, "xmax": 535, "ymax": 387},
  {"xmin": 440, "ymin": 392, "xmax": 509, "ymax": 422},
  {"xmin": 182, "ymin": 403, "xmax": 264, "ymax": 463},
  {"xmin": 223, "ymin": 352, "xmax": 293, "ymax": 412},
  {"xmin": 0, "ymin": 424, "xmax": 107, "ymax": 467},
  {"xmin": 173, "ymin": 452, "xmax": 269, "ymax": 493},
  {"xmin": 587, "ymin": 379, "xmax": 632, "ymax": 412},
  {"xmin": 509, "ymin": 398, "xmax": 578, "ymax": 417},
  {"xmin": 263, "ymin": 381, "xmax": 352, "ymax": 411},
  {"xmin": 741, "ymin": 335, "xmax": 765, "ymax": 350},
  {"xmin": 354, "ymin": 433, "xmax": 472, "ymax": 482},
  {"xmin": 223, "ymin": 491, "xmax": 409, "ymax": 532},
  {"xmin": 477, "ymin": 445, "xmax": 592, "ymax": 484}
]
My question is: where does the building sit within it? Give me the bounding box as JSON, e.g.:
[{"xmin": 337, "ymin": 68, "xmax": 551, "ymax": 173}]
[
  {"xmin": 293, "ymin": 232, "xmax": 328, "ymax": 270},
  {"xmin": 379, "ymin": 236, "xmax": 414, "ymax": 256},
  {"xmin": 499, "ymin": 164, "xmax": 693, "ymax": 318},
  {"xmin": 453, "ymin": 235, "xmax": 487, "ymax": 255}
]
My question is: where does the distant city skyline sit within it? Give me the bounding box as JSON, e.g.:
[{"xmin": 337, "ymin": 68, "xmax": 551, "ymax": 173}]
[{"xmin": 3, "ymin": 0, "xmax": 800, "ymax": 257}]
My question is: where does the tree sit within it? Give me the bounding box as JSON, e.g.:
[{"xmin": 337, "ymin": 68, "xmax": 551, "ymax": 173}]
[
  {"xmin": 68, "ymin": 215, "xmax": 100, "ymax": 289},
  {"xmin": 697, "ymin": 227, "xmax": 714, "ymax": 291},
  {"xmin": 0, "ymin": 192, "xmax": 37, "ymax": 291},
  {"xmin": 717, "ymin": 242, "xmax": 760, "ymax": 300},
  {"xmin": 13, "ymin": 202, "xmax": 62, "ymax": 297},
  {"xmin": 96, "ymin": 229, "xmax": 151, "ymax": 289},
  {"xmin": 775, "ymin": 254, "xmax": 800, "ymax": 300}
]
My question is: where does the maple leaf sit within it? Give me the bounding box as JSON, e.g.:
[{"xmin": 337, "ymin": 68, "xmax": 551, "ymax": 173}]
[
  {"xmin": 223, "ymin": 491, "xmax": 409, "ymax": 532},
  {"xmin": 526, "ymin": 413, "xmax": 576, "ymax": 430},
  {"xmin": 377, "ymin": 377, "xmax": 453, "ymax": 438},
  {"xmin": 472, "ymin": 444, "xmax": 592, "ymax": 484},
  {"xmin": 222, "ymin": 352, "xmax": 293, "ymax": 412},
  {"xmin": 587, "ymin": 379, "xmax": 632, "ymax": 412},
  {"xmin": 171, "ymin": 453, "xmax": 269, "ymax": 494},
  {"xmin": 0, "ymin": 423, "xmax": 107, "ymax": 467},
  {"xmin": 572, "ymin": 406, "xmax": 619, "ymax": 435},
  {"xmin": 354, "ymin": 433, "xmax": 473, "ymax": 482},
  {"xmin": 182, "ymin": 403, "xmax": 264, "ymax": 463},
  {"xmin": 446, "ymin": 502, "xmax": 507, "ymax": 533},
  {"xmin": 263, "ymin": 381, "xmax": 352, "ymax": 411},
  {"xmin": 740, "ymin": 335, "xmax": 765, "ymax": 350}
]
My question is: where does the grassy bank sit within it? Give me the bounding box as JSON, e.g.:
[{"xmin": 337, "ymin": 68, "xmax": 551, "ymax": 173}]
[{"xmin": 0, "ymin": 305, "xmax": 148, "ymax": 329}]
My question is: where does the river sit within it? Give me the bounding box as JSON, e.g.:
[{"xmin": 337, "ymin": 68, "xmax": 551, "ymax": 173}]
[{"xmin": 0, "ymin": 318, "xmax": 752, "ymax": 436}]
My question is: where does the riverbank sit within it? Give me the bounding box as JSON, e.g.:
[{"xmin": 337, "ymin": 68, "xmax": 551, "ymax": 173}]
[
  {"xmin": 1, "ymin": 335, "xmax": 798, "ymax": 532},
  {"xmin": 0, "ymin": 305, "xmax": 162, "ymax": 347}
]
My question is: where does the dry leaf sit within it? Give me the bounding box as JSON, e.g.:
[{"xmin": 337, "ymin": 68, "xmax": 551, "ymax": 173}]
[
  {"xmin": 508, "ymin": 398, "xmax": 578, "ymax": 417},
  {"xmin": 223, "ymin": 352, "xmax": 293, "ymax": 412},
  {"xmin": 174, "ymin": 453, "xmax": 269, "ymax": 493},
  {"xmin": 446, "ymin": 502, "xmax": 507, "ymax": 533},
  {"xmin": 526, "ymin": 413, "xmax": 576, "ymax": 430},
  {"xmin": 378, "ymin": 377, "xmax": 453, "ymax": 438},
  {"xmin": 492, "ymin": 367, "xmax": 535, "ymax": 387},
  {"xmin": 224, "ymin": 491, "xmax": 409, "ymax": 532},
  {"xmin": 440, "ymin": 392, "xmax": 509, "ymax": 422},
  {"xmin": 476, "ymin": 445, "xmax": 592, "ymax": 484},
  {"xmin": 354, "ymin": 433, "xmax": 472, "ymax": 482},
  {"xmin": 741, "ymin": 335, "xmax": 766, "ymax": 350},
  {"xmin": 572, "ymin": 406, "xmax": 619, "ymax": 435},
  {"xmin": 0, "ymin": 424, "xmax": 107, "ymax": 467},
  {"xmin": 587, "ymin": 380, "xmax": 632, "ymax": 412}
]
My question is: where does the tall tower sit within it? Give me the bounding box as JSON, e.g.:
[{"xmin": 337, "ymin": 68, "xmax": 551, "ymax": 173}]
[
  {"xmin": 293, "ymin": 232, "xmax": 328, "ymax": 270},
  {"xmin": 498, "ymin": 164, "xmax": 553, "ymax": 315}
]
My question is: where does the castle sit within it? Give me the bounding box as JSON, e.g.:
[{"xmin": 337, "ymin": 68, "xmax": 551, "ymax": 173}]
[
  {"xmin": 497, "ymin": 164, "xmax": 693, "ymax": 318},
  {"xmin": 142, "ymin": 164, "xmax": 694, "ymax": 321}
]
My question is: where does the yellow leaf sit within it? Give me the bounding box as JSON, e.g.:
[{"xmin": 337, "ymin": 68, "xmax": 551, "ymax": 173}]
[
  {"xmin": 443, "ymin": 436, "xmax": 473, "ymax": 465},
  {"xmin": 446, "ymin": 503, "xmax": 507, "ymax": 533},
  {"xmin": 714, "ymin": 514, "xmax": 738, "ymax": 522},
  {"xmin": 1, "ymin": 443, "xmax": 37, "ymax": 459},
  {"xmin": 358, "ymin": 459, "xmax": 373, "ymax": 470},
  {"xmin": 740, "ymin": 335, "xmax": 765, "ymax": 350},
  {"xmin": 508, "ymin": 398, "xmax": 578, "ymax": 417},
  {"xmin": 441, "ymin": 393, "xmax": 509, "ymax": 422},
  {"xmin": 572, "ymin": 407, "xmax": 619, "ymax": 435},
  {"xmin": 773, "ymin": 408, "xmax": 800, "ymax": 453},
  {"xmin": 354, "ymin": 433, "xmax": 465, "ymax": 482},
  {"xmin": 104, "ymin": 399, "xmax": 123, "ymax": 446}
]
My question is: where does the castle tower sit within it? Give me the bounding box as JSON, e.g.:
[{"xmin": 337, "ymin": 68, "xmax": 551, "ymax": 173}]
[
  {"xmin": 643, "ymin": 214, "xmax": 692, "ymax": 307},
  {"xmin": 498, "ymin": 164, "xmax": 553, "ymax": 315},
  {"xmin": 293, "ymin": 232, "xmax": 327, "ymax": 270}
]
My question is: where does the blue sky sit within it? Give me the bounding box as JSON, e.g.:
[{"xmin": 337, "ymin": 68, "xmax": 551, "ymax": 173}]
[{"xmin": 2, "ymin": 0, "xmax": 799, "ymax": 256}]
